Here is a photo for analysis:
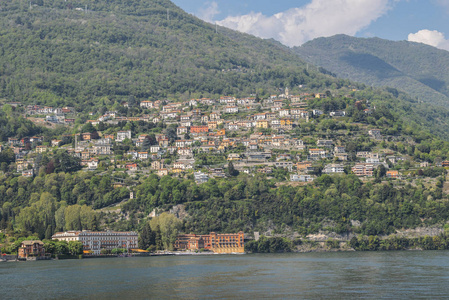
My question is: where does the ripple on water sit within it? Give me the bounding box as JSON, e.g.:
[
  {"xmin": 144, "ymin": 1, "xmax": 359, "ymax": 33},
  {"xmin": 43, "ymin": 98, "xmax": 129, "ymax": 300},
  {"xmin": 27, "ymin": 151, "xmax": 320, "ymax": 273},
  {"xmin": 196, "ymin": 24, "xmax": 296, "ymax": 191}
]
[{"xmin": 2, "ymin": 251, "xmax": 449, "ymax": 299}]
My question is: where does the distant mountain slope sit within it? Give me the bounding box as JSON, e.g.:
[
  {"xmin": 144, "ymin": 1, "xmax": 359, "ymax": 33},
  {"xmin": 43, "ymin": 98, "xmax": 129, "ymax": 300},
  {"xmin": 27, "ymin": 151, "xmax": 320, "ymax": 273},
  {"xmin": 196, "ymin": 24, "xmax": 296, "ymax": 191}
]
[
  {"xmin": 293, "ymin": 34, "xmax": 449, "ymax": 107},
  {"xmin": 3, "ymin": 1, "xmax": 449, "ymax": 140},
  {"xmin": 0, "ymin": 0, "xmax": 319, "ymax": 110}
]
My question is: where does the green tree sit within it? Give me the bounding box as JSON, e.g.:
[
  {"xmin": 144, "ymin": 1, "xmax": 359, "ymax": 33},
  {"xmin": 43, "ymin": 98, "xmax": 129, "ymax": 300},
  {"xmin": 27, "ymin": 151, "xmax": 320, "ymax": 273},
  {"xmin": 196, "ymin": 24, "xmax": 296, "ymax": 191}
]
[
  {"xmin": 64, "ymin": 205, "xmax": 82, "ymax": 230},
  {"xmin": 227, "ymin": 161, "xmax": 239, "ymax": 176},
  {"xmin": 138, "ymin": 222, "xmax": 155, "ymax": 250},
  {"xmin": 45, "ymin": 224, "xmax": 54, "ymax": 240},
  {"xmin": 55, "ymin": 241, "xmax": 69, "ymax": 255},
  {"xmin": 90, "ymin": 214, "xmax": 99, "ymax": 231},
  {"xmin": 55, "ymin": 206, "xmax": 66, "ymax": 231},
  {"xmin": 80, "ymin": 205, "xmax": 95, "ymax": 230},
  {"xmin": 376, "ymin": 164, "xmax": 387, "ymax": 178},
  {"xmin": 68, "ymin": 241, "xmax": 83, "ymax": 256},
  {"xmin": 150, "ymin": 213, "xmax": 181, "ymax": 250},
  {"xmin": 53, "ymin": 151, "xmax": 81, "ymax": 173},
  {"xmin": 81, "ymin": 123, "xmax": 96, "ymax": 133},
  {"xmin": 153, "ymin": 225, "xmax": 163, "ymax": 251},
  {"xmin": 112, "ymin": 248, "xmax": 125, "ymax": 254},
  {"xmin": 43, "ymin": 240, "xmax": 56, "ymax": 254}
]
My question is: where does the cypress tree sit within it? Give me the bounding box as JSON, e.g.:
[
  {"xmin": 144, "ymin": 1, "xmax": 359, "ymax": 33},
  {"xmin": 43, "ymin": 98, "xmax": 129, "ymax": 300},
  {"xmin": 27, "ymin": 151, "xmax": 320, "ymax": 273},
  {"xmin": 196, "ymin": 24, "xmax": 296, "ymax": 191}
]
[
  {"xmin": 90, "ymin": 215, "xmax": 99, "ymax": 231},
  {"xmin": 45, "ymin": 224, "xmax": 53, "ymax": 240},
  {"xmin": 138, "ymin": 222, "xmax": 153, "ymax": 250},
  {"xmin": 154, "ymin": 225, "xmax": 163, "ymax": 250},
  {"xmin": 227, "ymin": 161, "xmax": 239, "ymax": 176}
]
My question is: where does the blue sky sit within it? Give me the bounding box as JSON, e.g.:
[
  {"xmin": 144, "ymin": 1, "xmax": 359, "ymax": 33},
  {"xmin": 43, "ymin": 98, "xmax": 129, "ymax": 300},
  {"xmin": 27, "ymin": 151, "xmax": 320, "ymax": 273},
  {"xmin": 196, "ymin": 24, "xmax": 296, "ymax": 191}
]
[{"xmin": 172, "ymin": 0, "xmax": 449, "ymax": 50}]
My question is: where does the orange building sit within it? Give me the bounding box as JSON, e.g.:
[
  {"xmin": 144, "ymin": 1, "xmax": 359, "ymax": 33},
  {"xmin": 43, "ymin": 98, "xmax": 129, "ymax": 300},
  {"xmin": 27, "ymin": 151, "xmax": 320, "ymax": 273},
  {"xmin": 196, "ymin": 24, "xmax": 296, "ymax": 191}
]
[
  {"xmin": 217, "ymin": 129, "xmax": 226, "ymax": 136},
  {"xmin": 126, "ymin": 163, "xmax": 138, "ymax": 171},
  {"xmin": 386, "ymin": 170, "xmax": 399, "ymax": 178},
  {"xmin": 280, "ymin": 119, "xmax": 293, "ymax": 126},
  {"xmin": 296, "ymin": 161, "xmax": 312, "ymax": 170},
  {"xmin": 174, "ymin": 232, "xmax": 245, "ymax": 253},
  {"xmin": 82, "ymin": 132, "xmax": 93, "ymax": 140},
  {"xmin": 190, "ymin": 126, "xmax": 209, "ymax": 134},
  {"xmin": 174, "ymin": 234, "xmax": 205, "ymax": 250}
]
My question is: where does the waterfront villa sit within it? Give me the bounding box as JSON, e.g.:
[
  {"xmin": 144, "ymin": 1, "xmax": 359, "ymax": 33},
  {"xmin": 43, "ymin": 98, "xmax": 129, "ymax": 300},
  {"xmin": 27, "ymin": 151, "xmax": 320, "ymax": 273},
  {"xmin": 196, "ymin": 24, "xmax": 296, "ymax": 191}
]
[
  {"xmin": 18, "ymin": 240, "xmax": 46, "ymax": 259},
  {"xmin": 174, "ymin": 232, "xmax": 245, "ymax": 253},
  {"xmin": 52, "ymin": 230, "xmax": 138, "ymax": 255}
]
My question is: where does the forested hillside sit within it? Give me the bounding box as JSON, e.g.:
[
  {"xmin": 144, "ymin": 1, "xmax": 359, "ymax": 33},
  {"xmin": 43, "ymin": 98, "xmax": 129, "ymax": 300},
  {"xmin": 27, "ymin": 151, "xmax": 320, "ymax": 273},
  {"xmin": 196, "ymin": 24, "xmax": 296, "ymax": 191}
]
[
  {"xmin": 3, "ymin": 0, "xmax": 449, "ymax": 253},
  {"xmin": 0, "ymin": 0, "xmax": 323, "ymax": 110},
  {"xmin": 294, "ymin": 34, "xmax": 449, "ymax": 107},
  {"xmin": 1, "ymin": 170, "xmax": 447, "ymax": 241}
]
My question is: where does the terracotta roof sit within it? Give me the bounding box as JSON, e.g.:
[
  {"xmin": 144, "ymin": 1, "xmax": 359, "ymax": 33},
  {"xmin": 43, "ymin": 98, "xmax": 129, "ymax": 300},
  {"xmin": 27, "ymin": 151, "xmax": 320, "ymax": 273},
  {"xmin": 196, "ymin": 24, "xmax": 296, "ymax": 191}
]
[{"xmin": 21, "ymin": 240, "xmax": 44, "ymax": 246}]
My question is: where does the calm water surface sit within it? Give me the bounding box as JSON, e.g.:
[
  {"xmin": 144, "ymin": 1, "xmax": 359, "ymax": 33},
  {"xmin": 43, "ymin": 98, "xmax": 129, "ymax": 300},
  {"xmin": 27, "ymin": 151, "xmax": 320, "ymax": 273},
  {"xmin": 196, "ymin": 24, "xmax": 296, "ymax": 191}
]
[{"xmin": 2, "ymin": 251, "xmax": 449, "ymax": 299}]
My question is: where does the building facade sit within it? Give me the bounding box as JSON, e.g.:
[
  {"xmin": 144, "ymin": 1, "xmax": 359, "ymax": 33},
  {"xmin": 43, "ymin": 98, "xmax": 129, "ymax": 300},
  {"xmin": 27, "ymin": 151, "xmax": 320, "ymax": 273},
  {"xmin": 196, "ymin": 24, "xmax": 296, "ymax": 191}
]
[
  {"xmin": 18, "ymin": 240, "xmax": 45, "ymax": 259},
  {"xmin": 323, "ymin": 164, "xmax": 345, "ymax": 174},
  {"xmin": 116, "ymin": 130, "xmax": 132, "ymax": 142},
  {"xmin": 174, "ymin": 232, "xmax": 245, "ymax": 253},
  {"xmin": 52, "ymin": 230, "xmax": 138, "ymax": 255},
  {"xmin": 190, "ymin": 126, "xmax": 209, "ymax": 134},
  {"xmin": 352, "ymin": 163, "xmax": 375, "ymax": 177}
]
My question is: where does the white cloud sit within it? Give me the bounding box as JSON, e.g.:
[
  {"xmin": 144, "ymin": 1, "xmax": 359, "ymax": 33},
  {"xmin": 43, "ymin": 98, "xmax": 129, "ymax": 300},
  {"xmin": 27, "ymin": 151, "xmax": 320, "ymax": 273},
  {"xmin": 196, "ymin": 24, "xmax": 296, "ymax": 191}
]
[
  {"xmin": 217, "ymin": 0, "xmax": 393, "ymax": 47},
  {"xmin": 408, "ymin": 29, "xmax": 449, "ymax": 51},
  {"xmin": 198, "ymin": 1, "xmax": 220, "ymax": 23}
]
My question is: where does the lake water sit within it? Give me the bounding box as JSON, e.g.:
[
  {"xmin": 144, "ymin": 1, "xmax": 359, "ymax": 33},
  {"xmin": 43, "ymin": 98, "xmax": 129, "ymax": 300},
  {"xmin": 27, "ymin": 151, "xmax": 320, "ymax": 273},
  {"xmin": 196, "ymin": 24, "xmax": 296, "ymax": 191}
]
[{"xmin": 2, "ymin": 251, "xmax": 449, "ymax": 299}]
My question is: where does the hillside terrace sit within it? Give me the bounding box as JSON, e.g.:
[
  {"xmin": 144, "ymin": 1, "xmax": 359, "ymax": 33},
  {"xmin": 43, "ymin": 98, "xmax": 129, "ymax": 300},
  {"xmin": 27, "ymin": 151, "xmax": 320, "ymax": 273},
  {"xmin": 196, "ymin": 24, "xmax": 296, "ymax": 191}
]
[{"xmin": 0, "ymin": 90, "xmax": 443, "ymax": 186}]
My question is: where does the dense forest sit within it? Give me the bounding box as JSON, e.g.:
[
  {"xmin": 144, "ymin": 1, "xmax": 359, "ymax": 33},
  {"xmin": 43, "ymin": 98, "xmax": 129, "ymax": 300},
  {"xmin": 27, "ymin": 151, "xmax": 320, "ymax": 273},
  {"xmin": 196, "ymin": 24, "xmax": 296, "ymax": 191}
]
[
  {"xmin": 1, "ymin": 167, "xmax": 447, "ymax": 241},
  {"xmin": 0, "ymin": 108, "xmax": 42, "ymax": 140},
  {"xmin": 0, "ymin": 0, "xmax": 326, "ymax": 110}
]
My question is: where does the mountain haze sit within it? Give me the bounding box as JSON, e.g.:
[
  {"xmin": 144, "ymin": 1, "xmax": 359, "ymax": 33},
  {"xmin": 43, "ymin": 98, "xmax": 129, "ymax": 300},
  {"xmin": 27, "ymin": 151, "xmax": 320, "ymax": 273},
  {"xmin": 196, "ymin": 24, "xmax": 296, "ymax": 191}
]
[{"xmin": 293, "ymin": 34, "xmax": 449, "ymax": 107}]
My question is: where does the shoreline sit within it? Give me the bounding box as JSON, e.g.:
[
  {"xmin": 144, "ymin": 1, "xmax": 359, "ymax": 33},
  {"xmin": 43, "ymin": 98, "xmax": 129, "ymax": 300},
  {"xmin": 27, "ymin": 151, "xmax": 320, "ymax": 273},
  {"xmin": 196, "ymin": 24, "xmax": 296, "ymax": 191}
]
[{"xmin": 1, "ymin": 248, "xmax": 441, "ymax": 262}]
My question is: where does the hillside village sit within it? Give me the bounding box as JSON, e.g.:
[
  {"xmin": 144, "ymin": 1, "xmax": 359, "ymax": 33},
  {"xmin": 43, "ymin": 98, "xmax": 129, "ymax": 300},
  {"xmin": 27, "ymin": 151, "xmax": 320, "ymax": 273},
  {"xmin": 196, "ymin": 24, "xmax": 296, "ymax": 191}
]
[
  {"xmin": 1, "ymin": 86, "xmax": 446, "ymax": 191},
  {"xmin": 2, "ymin": 0, "xmax": 449, "ymax": 259}
]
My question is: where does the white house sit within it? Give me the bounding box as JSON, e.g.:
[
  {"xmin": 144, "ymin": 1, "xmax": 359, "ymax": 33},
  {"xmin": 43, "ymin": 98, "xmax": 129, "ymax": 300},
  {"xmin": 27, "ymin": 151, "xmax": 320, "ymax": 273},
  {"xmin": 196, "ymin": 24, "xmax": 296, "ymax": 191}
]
[
  {"xmin": 317, "ymin": 140, "xmax": 333, "ymax": 148},
  {"xmin": 225, "ymin": 106, "xmax": 239, "ymax": 114},
  {"xmin": 194, "ymin": 172, "xmax": 209, "ymax": 184},
  {"xmin": 312, "ymin": 109, "xmax": 323, "ymax": 116},
  {"xmin": 323, "ymin": 164, "xmax": 345, "ymax": 174},
  {"xmin": 150, "ymin": 145, "xmax": 160, "ymax": 153},
  {"xmin": 330, "ymin": 111, "xmax": 346, "ymax": 117},
  {"xmin": 290, "ymin": 174, "xmax": 314, "ymax": 182},
  {"xmin": 140, "ymin": 101, "xmax": 154, "ymax": 109},
  {"xmin": 178, "ymin": 148, "xmax": 193, "ymax": 156},
  {"xmin": 177, "ymin": 126, "xmax": 188, "ymax": 135},
  {"xmin": 87, "ymin": 159, "xmax": 99, "ymax": 170},
  {"xmin": 279, "ymin": 109, "xmax": 290, "ymax": 117},
  {"xmin": 116, "ymin": 130, "xmax": 132, "ymax": 142},
  {"xmin": 138, "ymin": 152, "xmax": 149, "ymax": 160}
]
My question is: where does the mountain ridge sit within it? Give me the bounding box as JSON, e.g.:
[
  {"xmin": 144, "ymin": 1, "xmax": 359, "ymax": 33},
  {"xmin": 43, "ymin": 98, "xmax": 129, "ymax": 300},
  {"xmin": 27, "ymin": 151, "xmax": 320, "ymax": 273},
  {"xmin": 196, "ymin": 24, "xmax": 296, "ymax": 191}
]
[{"xmin": 293, "ymin": 34, "xmax": 449, "ymax": 107}]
